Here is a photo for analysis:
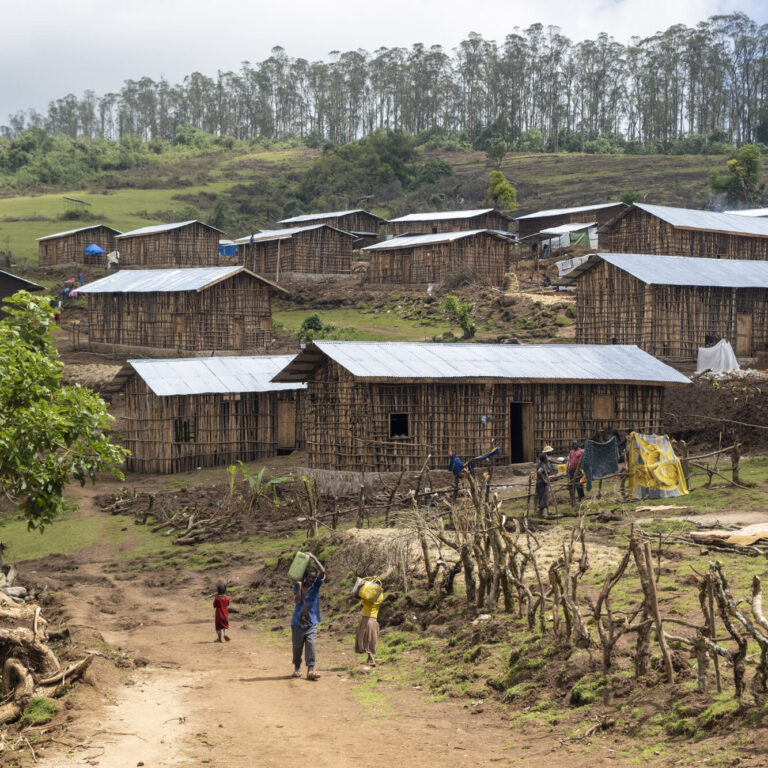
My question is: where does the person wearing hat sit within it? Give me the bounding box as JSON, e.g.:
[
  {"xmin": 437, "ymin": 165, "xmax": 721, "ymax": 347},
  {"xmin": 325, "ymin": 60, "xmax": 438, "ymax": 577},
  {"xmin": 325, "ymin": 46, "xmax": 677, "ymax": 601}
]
[{"xmin": 542, "ymin": 445, "xmax": 556, "ymax": 473}]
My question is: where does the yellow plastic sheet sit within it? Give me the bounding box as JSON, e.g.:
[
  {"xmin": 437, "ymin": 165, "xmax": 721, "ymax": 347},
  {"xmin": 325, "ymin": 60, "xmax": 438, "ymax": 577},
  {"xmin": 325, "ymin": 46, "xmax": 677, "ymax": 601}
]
[{"xmin": 628, "ymin": 432, "xmax": 689, "ymax": 500}]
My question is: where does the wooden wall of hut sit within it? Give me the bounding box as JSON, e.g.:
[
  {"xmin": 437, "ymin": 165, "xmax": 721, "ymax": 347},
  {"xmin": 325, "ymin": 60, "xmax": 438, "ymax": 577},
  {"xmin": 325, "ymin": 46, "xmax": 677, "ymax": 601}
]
[
  {"xmin": 117, "ymin": 223, "xmax": 221, "ymax": 267},
  {"xmin": 367, "ymin": 232, "xmax": 509, "ymax": 285},
  {"xmin": 241, "ymin": 228, "xmax": 353, "ymax": 276},
  {"xmin": 123, "ymin": 378, "xmax": 303, "ymax": 473},
  {"xmin": 86, "ymin": 273, "xmax": 274, "ymax": 352},
  {"xmin": 515, "ymin": 204, "xmax": 626, "ymax": 239},
  {"xmin": 281, "ymin": 212, "xmax": 383, "ymax": 234},
  {"xmin": 391, "ymin": 211, "xmax": 511, "ymax": 236},
  {"xmin": 302, "ymin": 359, "xmax": 665, "ymax": 472},
  {"xmin": 38, "ymin": 226, "xmax": 119, "ymax": 267},
  {"xmin": 574, "ymin": 260, "xmax": 768, "ymax": 358},
  {"xmin": 601, "ymin": 208, "xmax": 768, "ymax": 259}
]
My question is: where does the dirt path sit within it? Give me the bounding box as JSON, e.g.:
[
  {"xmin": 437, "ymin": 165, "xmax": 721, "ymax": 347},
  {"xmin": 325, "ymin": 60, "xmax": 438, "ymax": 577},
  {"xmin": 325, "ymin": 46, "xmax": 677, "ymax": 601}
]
[
  {"xmin": 36, "ymin": 569, "xmax": 613, "ymax": 768},
  {"xmin": 26, "ymin": 486, "xmax": 626, "ymax": 768}
]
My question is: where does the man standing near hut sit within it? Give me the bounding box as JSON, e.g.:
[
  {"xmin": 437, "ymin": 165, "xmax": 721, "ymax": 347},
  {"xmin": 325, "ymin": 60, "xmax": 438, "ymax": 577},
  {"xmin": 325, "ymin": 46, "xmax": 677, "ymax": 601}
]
[
  {"xmin": 568, "ymin": 441, "xmax": 585, "ymax": 504},
  {"xmin": 535, "ymin": 453, "xmax": 551, "ymax": 518}
]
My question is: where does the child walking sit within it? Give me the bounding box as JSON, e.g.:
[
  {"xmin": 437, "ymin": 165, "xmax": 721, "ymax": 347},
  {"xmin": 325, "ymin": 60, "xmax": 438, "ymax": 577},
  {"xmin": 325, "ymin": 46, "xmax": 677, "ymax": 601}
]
[{"xmin": 213, "ymin": 582, "xmax": 230, "ymax": 642}]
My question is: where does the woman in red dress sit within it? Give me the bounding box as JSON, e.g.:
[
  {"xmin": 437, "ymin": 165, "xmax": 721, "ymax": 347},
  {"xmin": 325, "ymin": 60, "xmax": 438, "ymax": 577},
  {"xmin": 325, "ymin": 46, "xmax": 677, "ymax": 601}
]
[{"xmin": 213, "ymin": 583, "xmax": 230, "ymax": 642}]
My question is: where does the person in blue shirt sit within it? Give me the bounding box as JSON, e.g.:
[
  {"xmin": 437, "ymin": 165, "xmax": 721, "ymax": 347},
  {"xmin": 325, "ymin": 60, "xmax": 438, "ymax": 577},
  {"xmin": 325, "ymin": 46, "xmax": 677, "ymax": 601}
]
[{"xmin": 291, "ymin": 553, "xmax": 326, "ymax": 680}]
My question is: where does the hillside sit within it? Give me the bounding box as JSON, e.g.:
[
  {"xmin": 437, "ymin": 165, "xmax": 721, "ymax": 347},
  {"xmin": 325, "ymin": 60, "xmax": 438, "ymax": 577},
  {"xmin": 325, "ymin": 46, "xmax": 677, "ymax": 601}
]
[{"xmin": 0, "ymin": 146, "xmax": 728, "ymax": 269}]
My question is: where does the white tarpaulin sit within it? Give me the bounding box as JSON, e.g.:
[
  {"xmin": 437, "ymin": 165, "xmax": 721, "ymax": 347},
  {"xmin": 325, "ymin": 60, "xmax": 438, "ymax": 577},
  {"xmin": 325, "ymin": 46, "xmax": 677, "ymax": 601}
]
[{"xmin": 696, "ymin": 339, "xmax": 740, "ymax": 373}]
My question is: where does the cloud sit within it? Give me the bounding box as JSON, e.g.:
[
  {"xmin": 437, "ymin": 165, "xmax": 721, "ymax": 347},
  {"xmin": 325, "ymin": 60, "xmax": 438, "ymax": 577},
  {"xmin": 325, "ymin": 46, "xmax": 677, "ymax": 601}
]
[{"xmin": 3, "ymin": 0, "xmax": 767, "ymax": 120}]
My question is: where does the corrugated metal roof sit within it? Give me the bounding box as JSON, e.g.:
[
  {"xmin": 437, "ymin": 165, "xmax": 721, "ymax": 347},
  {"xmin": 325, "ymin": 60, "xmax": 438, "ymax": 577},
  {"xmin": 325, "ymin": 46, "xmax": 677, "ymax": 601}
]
[
  {"xmin": 116, "ymin": 220, "xmax": 222, "ymax": 239},
  {"xmin": 633, "ymin": 203, "xmax": 768, "ymax": 237},
  {"xmin": 560, "ymin": 252, "xmax": 768, "ymax": 288},
  {"xmin": 278, "ymin": 209, "xmax": 384, "ymax": 225},
  {"xmin": 539, "ymin": 222, "xmax": 596, "ymax": 235},
  {"xmin": 233, "ymin": 224, "xmax": 354, "ymax": 244},
  {"xmin": 515, "ymin": 202, "xmax": 623, "ymax": 221},
  {"xmin": 129, "ymin": 355, "xmax": 306, "ymax": 396},
  {"xmin": 272, "ymin": 341, "xmax": 690, "ymax": 385},
  {"xmin": 36, "ymin": 224, "xmax": 121, "ymax": 241},
  {"xmin": 389, "ymin": 208, "xmax": 507, "ymax": 223},
  {"xmin": 0, "ymin": 270, "xmax": 43, "ymax": 290},
  {"xmin": 78, "ymin": 266, "xmax": 284, "ymax": 294},
  {"xmin": 724, "ymin": 208, "xmax": 768, "ymax": 218},
  {"xmin": 362, "ymin": 229, "xmax": 505, "ymax": 251}
]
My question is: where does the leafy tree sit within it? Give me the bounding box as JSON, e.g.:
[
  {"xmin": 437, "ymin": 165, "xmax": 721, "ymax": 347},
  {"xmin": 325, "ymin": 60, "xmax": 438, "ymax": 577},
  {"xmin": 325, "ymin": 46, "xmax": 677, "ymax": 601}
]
[
  {"xmin": 708, "ymin": 144, "xmax": 765, "ymax": 205},
  {"xmin": 441, "ymin": 295, "xmax": 475, "ymax": 338},
  {"xmin": 297, "ymin": 313, "xmax": 324, "ymax": 341},
  {"xmin": 486, "ymin": 170, "xmax": 518, "ymax": 210},
  {"xmin": 485, "ymin": 138, "xmax": 508, "ymax": 168},
  {"xmin": 619, "ymin": 189, "xmax": 642, "ymax": 205},
  {"xmin": 0, "ymin": 292, "xmax": 127, "ymax": 530}
]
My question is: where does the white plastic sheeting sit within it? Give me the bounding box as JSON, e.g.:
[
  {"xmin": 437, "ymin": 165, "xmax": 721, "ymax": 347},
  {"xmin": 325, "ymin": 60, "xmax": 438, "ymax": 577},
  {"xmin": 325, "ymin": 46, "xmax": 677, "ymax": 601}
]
[{"xmin": 696, "ymin": 339, "xmax": 740, "ymax": 374}]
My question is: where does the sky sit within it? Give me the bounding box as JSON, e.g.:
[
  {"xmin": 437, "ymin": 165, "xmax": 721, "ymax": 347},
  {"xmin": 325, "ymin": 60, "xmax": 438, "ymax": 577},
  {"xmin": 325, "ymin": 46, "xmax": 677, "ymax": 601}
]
[{"xmin": 3, "ymin": 0, "xmax": 767, "ymax": 123}]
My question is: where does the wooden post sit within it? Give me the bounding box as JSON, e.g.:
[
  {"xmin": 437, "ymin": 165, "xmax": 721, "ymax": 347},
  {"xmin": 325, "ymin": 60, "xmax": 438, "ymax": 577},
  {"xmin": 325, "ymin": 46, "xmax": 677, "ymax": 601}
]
[
  {"xmin": 275, "ymin": 238, "xmax": 281, "ymax": 283},
  {"xmin": 680, "ymin": 439, "xmax": 691, "ymax": 489},
  {"xmin": 356, "ymin": 484, "xmax": 366, "ymax": 529},
  {"xmin": 731, "ymin": 441, "xmax": 741, "ymax": 485},
  {"xmin": 526, "ymin": 473, "xmax": 532, "ymax": 516},
  {"xmin": 643, "ymin": 540, "xmax": 674, "ymax": 683}
]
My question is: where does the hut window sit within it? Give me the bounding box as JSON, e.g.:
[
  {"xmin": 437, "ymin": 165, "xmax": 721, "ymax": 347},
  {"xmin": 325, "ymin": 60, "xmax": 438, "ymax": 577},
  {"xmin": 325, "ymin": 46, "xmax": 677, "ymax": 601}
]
[
  {"xmin": 260, "ymin": 317, "xmax": 272, "ymax": 330},
  {"xmin": 431, "ymin": 226, "xmax": 438, "ymax": 234},
  {"xmin": 173, "ymin": 418, "xmax": 196, "ymax": 443},
  {"xmin": 593, "ymin": 395, "xmax": 615, "ymax": 420},
  {"xmin": 390, "ymin": 413, "xmax": 409, "ymax": 438}
]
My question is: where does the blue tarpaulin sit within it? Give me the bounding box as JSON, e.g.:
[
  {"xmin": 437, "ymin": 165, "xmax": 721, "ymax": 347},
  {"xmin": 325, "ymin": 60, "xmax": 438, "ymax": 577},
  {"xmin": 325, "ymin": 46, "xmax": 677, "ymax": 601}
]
[{"xmin": 84, "ymin": 243, "xmax": 104, "ymax": 255}]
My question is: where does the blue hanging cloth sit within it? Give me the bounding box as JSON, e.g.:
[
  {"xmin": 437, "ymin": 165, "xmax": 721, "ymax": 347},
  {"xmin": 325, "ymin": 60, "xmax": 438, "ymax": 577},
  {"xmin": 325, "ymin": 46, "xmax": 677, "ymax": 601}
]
[{"xmin": 448, "ymin": 447, "xmax": 500, "ymax": 477}]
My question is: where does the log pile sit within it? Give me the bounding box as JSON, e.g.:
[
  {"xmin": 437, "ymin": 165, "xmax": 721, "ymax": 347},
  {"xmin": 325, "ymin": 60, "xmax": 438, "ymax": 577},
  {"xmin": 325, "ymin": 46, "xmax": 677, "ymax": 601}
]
[
  {"xmin": 102, "ymin": 489, "xmax": 237, "ymax": 545},
  {"xmin": 0, "ymin": 592, "xmax": 95, "ymax": 727}
]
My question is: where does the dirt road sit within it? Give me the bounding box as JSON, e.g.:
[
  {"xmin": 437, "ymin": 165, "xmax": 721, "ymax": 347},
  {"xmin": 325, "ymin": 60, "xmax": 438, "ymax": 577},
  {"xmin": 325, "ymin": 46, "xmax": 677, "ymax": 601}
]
[{"xmin": 33, "ymin": 565, "xmax": 600, "ymax": 768}]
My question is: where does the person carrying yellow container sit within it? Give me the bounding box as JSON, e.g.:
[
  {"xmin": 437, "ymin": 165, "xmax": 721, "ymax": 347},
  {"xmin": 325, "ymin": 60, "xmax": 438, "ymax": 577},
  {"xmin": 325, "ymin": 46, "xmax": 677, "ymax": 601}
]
[{"xmin": 353, "ymin": 578, "xmax": 384, "ymax": 666}]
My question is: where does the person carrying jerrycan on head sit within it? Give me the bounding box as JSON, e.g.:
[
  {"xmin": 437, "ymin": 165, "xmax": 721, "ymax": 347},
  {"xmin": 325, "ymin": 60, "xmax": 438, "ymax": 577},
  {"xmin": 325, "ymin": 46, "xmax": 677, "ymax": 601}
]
[{"xmin": 290, "ymin": 552, "xmax": 326, "ymax": 681}]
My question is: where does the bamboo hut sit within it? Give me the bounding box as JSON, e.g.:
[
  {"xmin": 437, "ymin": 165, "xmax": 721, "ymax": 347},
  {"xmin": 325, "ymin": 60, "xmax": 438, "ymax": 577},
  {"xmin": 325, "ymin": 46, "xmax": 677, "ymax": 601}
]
[
  {"xmin": 277, "ymin": 209, "xmax": 386, "ymax": 244},
  {"xmin": 515, "ymin": 202, "xmax": 626, "ymax": 240},
  {"xmin": 0, "ymin": 270, "xmax": 43, "ymax": 312},
  {"xmin": 79, "ymin": 266, "xmax": 286, "ymax": 356},
  {"xmin": 560, "ymin": 252, "xmax": 768, "ymax": 359},
  {"xmin": 363, "ymin": 229, "xmax": 511, "ymax": 285},
  {"xmin": 599, "ymin": 203, "xmax": 768, "ymax": 259},
  {"xmin": 389, "ymin": 208, "xmax": 513, "ymax": 236},
  {"xmin": 115, "ymin": 221, "xmax": 223, "ymax": 267},
  {"xmin": 37, "ymin": 224, "xmax": 121, "ymax": 267},
  {"xmin": 117, "ymin": 355, "xmax": 305, "ymax": 474},
  {"xmin": 272, "ymin": 341, "xmax": 689, "ymax": 472},
  {"xmin": 234, "ymin": 225, "xmax": 355, "ymax": 278}
]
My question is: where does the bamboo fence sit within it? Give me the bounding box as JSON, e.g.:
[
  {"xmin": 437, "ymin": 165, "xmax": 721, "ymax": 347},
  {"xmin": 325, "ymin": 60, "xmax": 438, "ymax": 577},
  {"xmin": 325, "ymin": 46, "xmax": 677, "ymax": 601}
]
[
  {"xmin": 573, "ymin": 259, "xmax": 768, "ymax": 358},
  {"xmin": 366, "ymin": 231, "xmax": 510, "ymax": 285},
  {"xmin": 302, "ymin": 360, "xmax": 665, "ymax": 472},
  {"xmin": 123, "ymin": 379, "xmax": 303, "ymax": 474},
  {"xmin": 241, "ymin": 227, "xmax": 353, "ymax": 277},
  {"xmin": 86, "ymin": 273, "xmax": 275, "ymax": 353},
  {"xmin": 601, "ymin": 207, "xmax": 768, "ymax": 259},
  {"xmin": 38, "ymin": 225, "xmax": 120, "ymax": 266},
  {"xmin": 116, "ymin": 222, "xmax": 221, "ymax": 267}
]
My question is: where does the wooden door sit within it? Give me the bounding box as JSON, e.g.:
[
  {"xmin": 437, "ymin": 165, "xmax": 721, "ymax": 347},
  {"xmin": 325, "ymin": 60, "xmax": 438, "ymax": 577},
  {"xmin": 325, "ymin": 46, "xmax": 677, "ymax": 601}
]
[
  {"xmin": 232, "ymin": 317, "xmax": 245, "ymax": 349},
  {"xmin": 736, "ymin": 313, "xmax": 753, "ymax": 356},
  {"xmin": 174, "ymin": 314, "xmax": 185, "ymax": 348},
  {"xmin": 509, "ymin": 402, "xmax": 534, "ymax": 463},
  {"xmin": 277, "ymin": 400, "xmax": 296, "ymax": 451}
]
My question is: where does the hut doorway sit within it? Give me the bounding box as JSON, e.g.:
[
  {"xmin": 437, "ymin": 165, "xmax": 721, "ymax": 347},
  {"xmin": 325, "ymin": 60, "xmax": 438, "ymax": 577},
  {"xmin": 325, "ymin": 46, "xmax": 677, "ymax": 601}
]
[
  {"xmin": 277, "ymin": 401, "xmax": 296, "ymax": 454},
  {"xmin": 736, "ymin": 313, "xmax": 753, "ymax": 357},
  {"xmin": 509, "ymin": 402, "xmax": 533, "ymax": 463}
]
